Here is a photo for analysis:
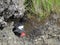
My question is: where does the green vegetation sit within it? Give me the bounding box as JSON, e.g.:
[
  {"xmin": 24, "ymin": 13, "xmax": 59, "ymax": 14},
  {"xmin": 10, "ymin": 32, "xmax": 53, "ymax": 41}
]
[{"xmin": 24, "ymin": 0, "xmax": 60, "ymax": 21}]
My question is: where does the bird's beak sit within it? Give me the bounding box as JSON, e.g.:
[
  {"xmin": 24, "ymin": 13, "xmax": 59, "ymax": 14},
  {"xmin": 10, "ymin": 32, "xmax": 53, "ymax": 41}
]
[{"xmin": 20, "ymin": 32, "xmax": 26, "ymax": 37}]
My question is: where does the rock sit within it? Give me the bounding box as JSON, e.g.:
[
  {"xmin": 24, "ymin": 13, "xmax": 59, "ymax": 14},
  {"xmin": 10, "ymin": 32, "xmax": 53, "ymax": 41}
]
[{"xmin": 0, "ymin": 0, "xmax": 25, "ymax": 30}]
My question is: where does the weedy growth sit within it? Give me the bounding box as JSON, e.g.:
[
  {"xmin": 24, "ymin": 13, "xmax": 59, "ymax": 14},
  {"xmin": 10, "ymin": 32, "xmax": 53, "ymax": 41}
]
[{"xmin": 25, "ymin": 0, "xmax": 60, "ymax": 20}]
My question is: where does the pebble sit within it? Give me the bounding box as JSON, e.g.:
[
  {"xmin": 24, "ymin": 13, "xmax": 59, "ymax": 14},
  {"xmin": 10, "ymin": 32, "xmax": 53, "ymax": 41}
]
[
  {"xmin": 41, "ymin": 36, "xmax": 45, "ymax": 38},
  {"xmin": 0, "ymin": 19, "xmax": 3, "ymax": 22},
  {"xmin": 34, "ymin": 39, "xmax": 38, "ymax": 42},
  {"xmin": 14, "ymin": 41, "xmax": 17, "ymax": 44},
  {"xmin": 38, "ymin": 38, "xmax": 41, "ymax": 40},
  {"xmin": 9, "ymin": 37, "xmax": 12, "ymax": 39},
  {"xmin": 48, "ymin": 27, "xmax": 52, "ymax": 30},
  {"xmin": 35, "ymin": 41, "xmax": 39, "ymax": 44}
]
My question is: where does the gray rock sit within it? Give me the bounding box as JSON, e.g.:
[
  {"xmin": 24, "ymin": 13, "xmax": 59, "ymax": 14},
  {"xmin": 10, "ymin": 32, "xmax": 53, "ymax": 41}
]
[{"xmin": 0, "ymin": 0, "xmax": 25, "ymax": 30}]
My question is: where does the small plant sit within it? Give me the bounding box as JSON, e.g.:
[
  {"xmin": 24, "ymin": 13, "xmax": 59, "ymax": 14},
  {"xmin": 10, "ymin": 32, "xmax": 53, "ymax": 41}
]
[{"xmin": 25, "ymin": 0, "xmax": 60, "ymax": 20}]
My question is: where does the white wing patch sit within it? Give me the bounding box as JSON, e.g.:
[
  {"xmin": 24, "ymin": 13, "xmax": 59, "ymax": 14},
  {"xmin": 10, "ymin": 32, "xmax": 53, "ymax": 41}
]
[{"xmin": 18, "ymin": 25, "xmax": 24, "ymax": 30}]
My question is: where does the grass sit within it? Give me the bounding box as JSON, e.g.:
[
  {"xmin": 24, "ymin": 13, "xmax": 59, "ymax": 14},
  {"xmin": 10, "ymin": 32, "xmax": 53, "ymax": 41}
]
[{"xmin": 24, "ymin": 0, "xmax": 60, "ymax": 21}]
